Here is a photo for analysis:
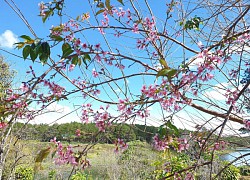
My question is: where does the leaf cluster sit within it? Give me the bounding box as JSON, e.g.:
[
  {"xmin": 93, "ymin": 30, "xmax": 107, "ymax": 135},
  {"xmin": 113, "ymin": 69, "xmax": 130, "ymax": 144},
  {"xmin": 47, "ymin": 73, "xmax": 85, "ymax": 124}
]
[
  {"xmin": 16, "ymin": 35, "xmax": 50, "ymax": 64},
  {"xmin": 180, "ymin": 16, "xmax": 203, "ymax": 30}
]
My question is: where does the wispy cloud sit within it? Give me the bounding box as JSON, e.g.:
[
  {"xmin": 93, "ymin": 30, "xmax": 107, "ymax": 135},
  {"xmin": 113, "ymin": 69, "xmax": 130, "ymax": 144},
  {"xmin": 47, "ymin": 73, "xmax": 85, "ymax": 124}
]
[
  {"xmin": 0, "ymin": 30, "xmax": 19, "ymax": 49},
  {"xmin": 30, "ymin": 103, "xmax": 79, "ymax": 124},
  {"xmin": 204, "ymin": 82, "xmax": 229, "ymax": 101}
]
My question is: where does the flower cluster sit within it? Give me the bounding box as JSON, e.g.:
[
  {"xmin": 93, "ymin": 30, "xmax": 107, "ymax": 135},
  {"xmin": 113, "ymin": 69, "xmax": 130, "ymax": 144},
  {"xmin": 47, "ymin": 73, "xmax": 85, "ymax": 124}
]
[
  {"xmin": 81, "ymin": 104, "xmax": 111, "ymax": 132},
  {"xmin": 225, "ymin": 89, "xmax": 239, "ymax": 106},
  {"xmin": 153, "ymin": 134, "xmax": 169, "ymax": 151},
  {"xmin": 81, "ymin": 103, "xmax": 93, "ymax": 123},
  {"xmin": 43, "ymin": 80, "xmax": 65, "ymax": 98},
  {"xmin": 213, "ymin": 141, "xmax": 226, "ymax": 151},
  {"xmin": 141, "ymin": 80, "xmax": 185, "ymax": 112},
  {"xmin": 177, "ymin": 138, "xmax": 189, "ymax": 152},
  {"xmin": 0, "ymin": 122, "xmax": 8, "ymax": 129},
  {"xmin": 243, "ymin": 119, "xmax": 250, "ymax": 130},
  {"xmin": 75, "ymin": 129, "xmax": 81, "ymax": 137},
  {"xmin": 93, "ymin": 105, "xmax": 111, "ymax": 132},
  {"xmin": 117, "ymin": 98, "xmax": 134, "ymax": 116},
  {"xmin": 50, "ymin": 137, "xmax": 78, "ymax": 166},
  {"xmin": 38, "ymin": 2, "xmax": 48, "ymax": 16},
  {"xmin": 153, "ymin": 135, "xmax": 190, "ymax": 153},
  {"xmin": 114, "ymin": 138, "xmax": 128, "ymax": 153}
]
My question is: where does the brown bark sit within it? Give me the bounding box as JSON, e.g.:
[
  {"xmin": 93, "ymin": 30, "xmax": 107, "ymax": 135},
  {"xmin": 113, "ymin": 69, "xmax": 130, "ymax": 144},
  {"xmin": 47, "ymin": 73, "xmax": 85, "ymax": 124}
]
[{"xmin": 190, "ymin": 103, "xmax": 244, "ymax": 124}]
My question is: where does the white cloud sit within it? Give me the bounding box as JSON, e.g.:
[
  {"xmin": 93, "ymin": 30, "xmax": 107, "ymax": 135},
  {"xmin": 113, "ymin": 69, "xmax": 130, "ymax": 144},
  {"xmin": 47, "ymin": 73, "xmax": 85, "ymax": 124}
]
[
  {"xmin": 30, "ymin": 103, "xmax": 80, "ymax": 124},
  {"xmin": 46, "ymin": 102, "xmax": 71, "ymax": 113},
  {"xmin": 0, "ymin": 30, "xmax": 19, "ymax": 49},
  {"xmin": 230, "ymin": 44, "xmax": 250, "ymax": 54},
  {"xmin": 173, "ymin": 108, "xmax": 246, "ymax": 136},
  {"xmin": 203, "ymin": 82, "xmax": 229, "ymax": 101},
  {"xmin": 189, "ymin": 57, "xmax": 204, "ymax": 66}
]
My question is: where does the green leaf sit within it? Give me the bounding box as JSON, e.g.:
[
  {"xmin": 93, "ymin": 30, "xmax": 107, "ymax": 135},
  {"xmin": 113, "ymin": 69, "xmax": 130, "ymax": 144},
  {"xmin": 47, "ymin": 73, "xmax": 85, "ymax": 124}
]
[
  {"xmin": 158, "ymin": 125, "xmax": 167, "ymax": 138},
  {"xmin": 167, "ymin": 69, "xmax": 177, "ymax": 78},
  {"xmin": 41, "ymin": 42, "xmax": 50, "ymax": 56},
  {"xmin": 72, "ymin": 56, "xmax": 79, "ymax": 65},
  {"xmin": 156, "ymin": 68, "xmax": 170, "ymax": 77},
  {"xmin": 34, "ymin": 147, "xmax": 51, "ymax": 172},
  {"xmin": 36, "ymin": 44, "xmax": 43, "ymax": 56},
  {"xmin": 117, "ymin": 0, "xmax": 124, "ymax": 5},
  {"xmin": 62, "ymin": 43, "xmax": 74, "ymax": 58},
  {"xmin": 14, "ymin": 42, "xmax": 25, "ymax": 49},
  {"xmin": 81, "ymin": 54, "xmax": 91, "ymax": 67},
  {"xmin": 50, "ymin": 35, "xmax": 63, "ymax": 42},
  {"xmin": 166, "ymin": 121, "xmax": 179, "ymax": 136},
  {"xmin": 105, "ymin": 0, "xmax": 111, "ymax": 10},
  {"xmin": 96, "ymin": 9, "xmax": 105, "ymax": 16},
  {"xmin": 97, "ymin": 2, "xmax": 104, "ymax": 8},
  {"xmin": 39, "ymin": 53, "xmax": 49, "ymax": 65},
  {"xmin": 156, "ymin": 68, "xmax": 177, "ymax": 79},
  {"xmin": 81, "ymin": 57, "xmax": 87, "ymax": 67},
  {"xmin": 84, "ymin": 54, "xmax": 91, "ymax": 61},
  {"xmin": 42, "ymin": 10, "xmax": 53, "ymax": 23},
  {"xmin": 30, "ymin": 49, "xmax": 38, "ymax": 62},
  {"xmin": 35, "ymin": 147, "xmax": 51, "ymax": 163},
  {"xmin": 51, "ymin": 149, "xmax": 57, "ymax": 158},
  {"xmin": 78, "ymin": 58, "xmax": 82, "ymax": 66},
  {"xmin": 62, "ymin": 43, "xmax": 71, "ymax": 52},
  {"xmin": 183, "ymin": 16, "xmax": 202, "ymax": 31},
  {"xmin": 22, "ymin": 45, "xmax": 31, "ymax": 60},
  {"xmin": 159, "ymin": 59, "xmax": 168, "ymax": 68},
  {"xmin": 62, "ymin": 48, "xmax": 74, "ymax": 58},
  {"xmin": 20, "ymin": 35, "xmax": 32, "ymax": 41}
]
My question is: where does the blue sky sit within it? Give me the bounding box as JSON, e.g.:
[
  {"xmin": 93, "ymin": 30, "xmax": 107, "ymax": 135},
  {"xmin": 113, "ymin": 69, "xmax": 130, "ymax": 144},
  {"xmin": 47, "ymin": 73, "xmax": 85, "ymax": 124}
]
[{"xmin": 0, "ymin": 1, "xmax": 248, "ymax": 135}]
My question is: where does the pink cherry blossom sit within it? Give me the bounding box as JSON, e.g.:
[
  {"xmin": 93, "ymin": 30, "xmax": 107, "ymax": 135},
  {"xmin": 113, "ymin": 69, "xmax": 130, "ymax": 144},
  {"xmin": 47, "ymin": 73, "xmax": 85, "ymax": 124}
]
[
  {"xmin": 69, "ymin": 64, "xmax": 75, "ymax": 72},
  {"xmin": 92, "ymin": 69, "xmax": 99, "ymax": 78}
]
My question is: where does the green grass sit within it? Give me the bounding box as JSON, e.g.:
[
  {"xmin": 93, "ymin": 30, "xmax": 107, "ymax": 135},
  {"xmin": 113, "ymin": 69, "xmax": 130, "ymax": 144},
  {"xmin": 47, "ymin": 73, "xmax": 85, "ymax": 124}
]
[{"xmin": 4, "ymin": 139, "xmax": 157, "ymax": 179}]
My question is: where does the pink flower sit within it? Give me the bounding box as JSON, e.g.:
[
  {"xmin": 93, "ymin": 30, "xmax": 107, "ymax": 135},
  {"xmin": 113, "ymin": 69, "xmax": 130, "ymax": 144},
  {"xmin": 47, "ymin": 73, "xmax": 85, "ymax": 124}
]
[
  {"xmin": 95, "ymin": 120, "xmax": 105, "ymax": 132},
  {"xmin": 0, "ymin": 122, "xmax": 7, "ymax": 129},
  {"xmin": 214, "ymin": 142, "xmax": 220, "ymax": 150},
  {"xmin": 114, "ymin": 138, "xmax": 128, "ymax": 152},
  {"xmin": 185, "ymin": 172, "xmax": 194, "ymax": 180},
  {"xmin": 95, "ymin": 54, "xmax": 102, "ymax": 62},
  {"xmin": 132, "ymin": 23, "xmax": 139, "ymax": 33},
  {"xmin": 244, "ymin": 120, "xmax": 250, "ymax": 130},
  {"xmin": 20, "ymin": 83, "xmax": 29, "ymax": 92},
  {"xmin": 50, "ymin": 137, "xmax": 57, "ymax": 144},
  {"xmin": 74, "ymin": 38, "xmax": 81, "ymax": 46},
  {"xmin": 177, "ymin": 138, "xmax": 189, "ymax": 152},
  {"xmin": 95, "ymin": 43, "xmax": 101, "ymax": 50},
  {"xmin": 69, "ymin": 64, "xmax": 75, "ymax": 72},
  {"xmin": 75, "ymin": 129, "xmax": 81, "ymax": 137},
  {"xmin": 153, "ymin": 135, "xmax": 169, "ymax": 151},
  {"xmin": 136, "ymin": 109, "xmax": 150, "ymax": 118},
  {"xmin": 92, "ymin": 69, "xmax": 99, "ymax": 78},
  {"xmin": 38, "ymin": 2, "xmax": 47, "ymax": 16},
  {"xmin": 98, "ymin": 28, "xmax": 105, "ymax": 35},
  {"xmin": 82, "ymin": 43, "xmax": 88, "ymax": 49}
]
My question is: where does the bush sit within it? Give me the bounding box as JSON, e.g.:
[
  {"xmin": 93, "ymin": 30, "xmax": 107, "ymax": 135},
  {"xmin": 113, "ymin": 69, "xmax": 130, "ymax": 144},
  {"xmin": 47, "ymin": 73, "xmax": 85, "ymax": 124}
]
[
  {"xmin": 240, "ymin": 165, "xmax": 250, "ymax": 176},
  {"xmin": 70, "ymin": 171, "xmax": 92, "ymax": 180},
  {"xmin": 15, "ymin": 165, "xmax": 34, "ymax": 180},
  {"xmin": 215, "ymin": 161, "xmax": 241, "ymax": 180}
]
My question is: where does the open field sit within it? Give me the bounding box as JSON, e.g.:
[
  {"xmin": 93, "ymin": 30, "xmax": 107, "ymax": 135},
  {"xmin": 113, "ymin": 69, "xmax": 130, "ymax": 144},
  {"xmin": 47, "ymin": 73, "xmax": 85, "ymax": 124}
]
[{"xmin": 2, "ymin": 139, "xmax": 250, "ymax": 180}]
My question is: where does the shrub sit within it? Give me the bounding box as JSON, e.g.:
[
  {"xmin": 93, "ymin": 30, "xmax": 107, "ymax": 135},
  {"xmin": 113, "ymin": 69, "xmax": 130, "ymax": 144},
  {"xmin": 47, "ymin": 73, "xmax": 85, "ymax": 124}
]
[
  {"xmin": 15, "ymin": 165, "xmax": 34, "ymax": 180},
  {"xmin": 70, "ymin": 171, "xmax": 92, "ymax": 180}
]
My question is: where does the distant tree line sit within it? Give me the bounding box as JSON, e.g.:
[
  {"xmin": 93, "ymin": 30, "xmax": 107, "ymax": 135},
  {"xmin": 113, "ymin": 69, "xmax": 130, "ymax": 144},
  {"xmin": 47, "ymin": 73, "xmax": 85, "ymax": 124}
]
[
  {"xmin": 12, "ymin": 122, "xmax": 160, "ymax": 143},
  {"xmin": 12, "ymin": 122, "xmax": 249, "ymax": 147}
]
